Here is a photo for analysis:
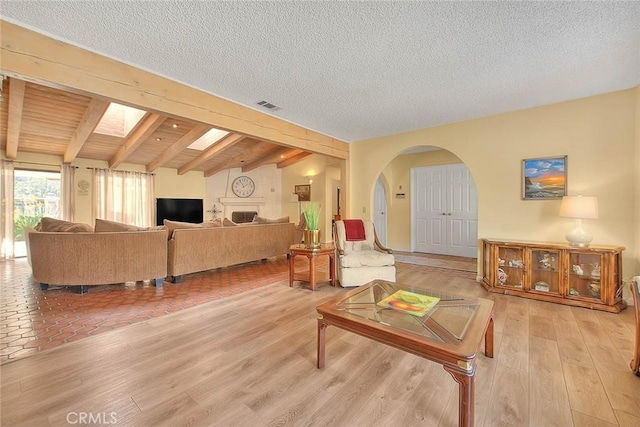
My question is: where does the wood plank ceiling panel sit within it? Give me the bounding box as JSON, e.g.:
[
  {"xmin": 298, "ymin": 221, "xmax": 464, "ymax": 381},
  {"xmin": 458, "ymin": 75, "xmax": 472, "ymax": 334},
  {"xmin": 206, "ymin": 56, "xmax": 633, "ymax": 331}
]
[
  {"xmin": 77, "ymin": 133, "xmax": 124, "ymax": 161},
  {"xmin": 18, "ymin": 83, "xmax": 92, "ymax": 156},
  {"xmin": 197, "ymin": 138, "xmax": 276, "ymax": 173},
  {"xmin": 124, "ymin": 118, "xmax": 202, "ymax": 165},
  {"xmin": 160, "ymin": 150, "xmax": 202, "ymax": 170}
]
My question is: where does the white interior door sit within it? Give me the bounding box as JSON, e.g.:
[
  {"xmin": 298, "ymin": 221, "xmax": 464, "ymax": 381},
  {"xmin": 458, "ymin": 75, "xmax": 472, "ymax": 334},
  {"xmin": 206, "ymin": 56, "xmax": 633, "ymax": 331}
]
[
  {"xmin": 413, "ymin": 164, "xmax": 477, "ymax": 257},
  {"xmin": 414, "ymin": 166, "xmax": 447, "ymax": 254},
  {"xmin": 445, "ymin": 164, "xmax": 478, "ymax": 257},
  {"xmin": 373, "ymin": 178, "xmax": 387, "ymax": 246}
]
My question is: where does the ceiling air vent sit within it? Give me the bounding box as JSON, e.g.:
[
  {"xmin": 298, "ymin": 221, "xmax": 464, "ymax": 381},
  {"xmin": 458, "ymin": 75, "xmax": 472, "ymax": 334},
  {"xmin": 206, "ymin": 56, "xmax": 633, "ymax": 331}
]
[{"xmin": 256, "ymin": 100, "xmax": 281, "ymax": 111}]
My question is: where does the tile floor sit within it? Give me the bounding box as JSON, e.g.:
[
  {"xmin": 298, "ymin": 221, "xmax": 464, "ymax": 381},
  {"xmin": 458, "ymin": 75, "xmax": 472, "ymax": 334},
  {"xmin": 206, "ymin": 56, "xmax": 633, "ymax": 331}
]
[{"xmin": 0, "ymin": 255, "xmax": 318, "ymax": 364}]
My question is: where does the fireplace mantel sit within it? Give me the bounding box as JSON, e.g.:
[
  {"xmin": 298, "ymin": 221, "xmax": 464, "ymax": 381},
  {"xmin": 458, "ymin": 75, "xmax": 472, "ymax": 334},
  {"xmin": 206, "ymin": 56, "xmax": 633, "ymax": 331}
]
[{"xmin": 219, "ymin": 197, "xmax": 266, "ymax": 206}]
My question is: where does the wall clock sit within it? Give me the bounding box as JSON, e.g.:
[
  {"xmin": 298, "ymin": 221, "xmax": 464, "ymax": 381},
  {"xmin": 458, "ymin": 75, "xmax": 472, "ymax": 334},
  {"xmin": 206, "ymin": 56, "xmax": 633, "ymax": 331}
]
[{"xmin": 231, "ymin": 175, "xmax": 255, "ymax": 198}]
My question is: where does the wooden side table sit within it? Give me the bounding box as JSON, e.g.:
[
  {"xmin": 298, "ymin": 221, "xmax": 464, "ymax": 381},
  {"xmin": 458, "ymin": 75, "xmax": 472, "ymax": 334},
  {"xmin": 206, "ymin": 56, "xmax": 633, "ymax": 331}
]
[{"xmin": 289, "ymin": 243, "xmax": 336, "ymax": 291}]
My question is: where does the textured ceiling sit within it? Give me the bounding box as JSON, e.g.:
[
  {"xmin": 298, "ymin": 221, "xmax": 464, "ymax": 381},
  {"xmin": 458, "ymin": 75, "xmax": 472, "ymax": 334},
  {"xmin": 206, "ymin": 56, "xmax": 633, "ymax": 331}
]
[{"xmin": 1, "ymin": 1, "xmax": 639, "ymax": 143}]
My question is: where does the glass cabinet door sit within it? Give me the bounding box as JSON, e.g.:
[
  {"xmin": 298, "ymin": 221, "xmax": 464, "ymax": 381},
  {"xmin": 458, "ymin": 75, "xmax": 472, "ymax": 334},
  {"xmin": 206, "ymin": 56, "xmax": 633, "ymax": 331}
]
[
  {"xmin": 496, "ymin": 246, "xmax": 525, "ymax": 288},
  {"xmin": 565, "ymin": 251, "xmax": 603, "ymax": 302},
  {"xmin": 529, "ymin": 249, "xmax": 561, "ymax": 294}
]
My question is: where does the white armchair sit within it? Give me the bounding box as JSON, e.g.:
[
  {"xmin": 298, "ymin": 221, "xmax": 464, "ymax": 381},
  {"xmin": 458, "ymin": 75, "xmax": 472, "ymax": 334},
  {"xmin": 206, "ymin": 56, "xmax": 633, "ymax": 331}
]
[{"xmin": 333, "ymin": 220, "xmax": 396, "ymax": 287}]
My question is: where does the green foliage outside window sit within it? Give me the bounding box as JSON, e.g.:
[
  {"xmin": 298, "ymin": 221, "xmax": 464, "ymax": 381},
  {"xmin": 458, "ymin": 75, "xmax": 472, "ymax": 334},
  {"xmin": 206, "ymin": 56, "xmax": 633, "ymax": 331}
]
[{"xmin": 14, "ymin": 213, "xmax": 44, "ymax": 241}]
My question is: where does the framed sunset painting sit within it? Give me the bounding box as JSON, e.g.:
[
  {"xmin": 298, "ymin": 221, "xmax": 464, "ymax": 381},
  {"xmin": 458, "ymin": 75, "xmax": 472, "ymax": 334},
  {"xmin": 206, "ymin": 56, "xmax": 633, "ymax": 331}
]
[{"xmin": 522, "ymin": 156, "xmax": 567, "ymax": 200}]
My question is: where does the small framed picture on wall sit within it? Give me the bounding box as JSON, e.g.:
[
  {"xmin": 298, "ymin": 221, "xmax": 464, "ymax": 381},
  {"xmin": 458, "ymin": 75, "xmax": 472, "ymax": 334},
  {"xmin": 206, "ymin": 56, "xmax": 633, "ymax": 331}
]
[
  {"xmin": 522, "ymin": 155, "xmax": 567, "ymax": 200},
  {"xmin": 294, "ymin": 184, "xmax": 311, "ymax": 201}
]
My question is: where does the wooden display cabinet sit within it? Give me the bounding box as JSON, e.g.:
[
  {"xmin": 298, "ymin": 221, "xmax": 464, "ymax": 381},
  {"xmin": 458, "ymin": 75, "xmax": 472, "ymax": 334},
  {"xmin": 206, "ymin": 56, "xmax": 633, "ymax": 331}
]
[{"xmin": 482, "ymin": 239, "xmax": 626, "ymax": 313}]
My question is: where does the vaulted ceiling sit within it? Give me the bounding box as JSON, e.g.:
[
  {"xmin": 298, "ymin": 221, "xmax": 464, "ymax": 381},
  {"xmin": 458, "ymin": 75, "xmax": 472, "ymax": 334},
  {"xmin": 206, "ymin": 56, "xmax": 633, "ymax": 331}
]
[{"xmin": 0, "ymin": 78, "xmax": 313, "ymax": 175}]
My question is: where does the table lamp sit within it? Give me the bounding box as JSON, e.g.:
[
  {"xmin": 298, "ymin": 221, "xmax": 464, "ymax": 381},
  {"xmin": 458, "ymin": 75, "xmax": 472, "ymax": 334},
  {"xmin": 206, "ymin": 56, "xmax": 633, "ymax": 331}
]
[{"xmin": 559, "ymin": 195, "xmax": 599, "ymax": 247}]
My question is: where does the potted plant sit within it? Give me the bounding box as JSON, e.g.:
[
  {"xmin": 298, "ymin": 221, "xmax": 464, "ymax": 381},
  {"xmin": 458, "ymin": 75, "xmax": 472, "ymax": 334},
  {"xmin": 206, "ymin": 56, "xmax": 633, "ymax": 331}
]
[{"xmin": 302, "ymin": 202, "xmax": 321, "ymax": 248}]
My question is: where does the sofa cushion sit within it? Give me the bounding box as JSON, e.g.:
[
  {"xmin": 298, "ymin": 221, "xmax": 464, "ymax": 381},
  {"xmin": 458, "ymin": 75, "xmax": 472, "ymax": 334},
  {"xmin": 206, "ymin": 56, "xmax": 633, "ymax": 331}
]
[
  {"xmin": 38, "ymin": 217, "xmax": 94, "ymax": 233},
  {"xmin": 340, "ymin": 250, "xmax": 395, "ymax": 268},
  {"xmin": 95, "ymin": 218, "xmax": 165, "ymax": 232},
  {"xmin": 202, "ymin": 220, "xmax": 222, "ymax": 228},
  {"xmin": 222, "ymin": 218, "xmax": 238, "ymax": 226},
  {"xmin": 255, "ymin": 216, "xmax": 290, "ymax": 224},
  {"xmin": 164, "ymin": 219, "xmax": 203, "ymax": 239}
]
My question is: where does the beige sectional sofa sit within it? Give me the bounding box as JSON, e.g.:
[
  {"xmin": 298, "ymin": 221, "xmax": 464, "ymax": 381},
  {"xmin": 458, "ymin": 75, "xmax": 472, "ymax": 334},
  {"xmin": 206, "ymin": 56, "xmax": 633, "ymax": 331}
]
[
  {"xmin": 28, "ymin": 228, "xmax": 168, "ymax": 293},
  {"xmin": 26, "ymin": 217, "xmax": 296, "ymax": 292},
  {"xmin": 167, "ymin": 221, "xmax": 295, "ymax": 282}
]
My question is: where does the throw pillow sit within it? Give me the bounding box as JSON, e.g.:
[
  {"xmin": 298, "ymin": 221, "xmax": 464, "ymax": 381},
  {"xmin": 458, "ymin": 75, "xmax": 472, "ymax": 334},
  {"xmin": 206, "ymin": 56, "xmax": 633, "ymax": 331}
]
[
  {"xmin": 222, "ymin": 218, "xmax": 238, "ymax": 226},
  {"xmin": 255, "ymin": 216, "xmax": 290, "ymax": 224},
  {"xmin": 163, "ymin": 219, "xmax": 203, "ymax": 239},
  {"xmin": 95, "ymin": 218, "xmax": 142, "ymax": 232},
  {"xmin": 38, "ymin": 217, "xmax": 94, "ymax": 233}
]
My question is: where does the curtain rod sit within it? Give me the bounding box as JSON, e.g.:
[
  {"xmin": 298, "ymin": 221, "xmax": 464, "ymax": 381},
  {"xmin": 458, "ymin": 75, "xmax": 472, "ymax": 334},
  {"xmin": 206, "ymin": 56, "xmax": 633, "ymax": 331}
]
[
  {"xmin": 6, "ymin": 160, "xmax": 78, "ymax": 169},
  {"xmin": 86, "ymin": 167, "xmax": 155, "ymax": 176}
]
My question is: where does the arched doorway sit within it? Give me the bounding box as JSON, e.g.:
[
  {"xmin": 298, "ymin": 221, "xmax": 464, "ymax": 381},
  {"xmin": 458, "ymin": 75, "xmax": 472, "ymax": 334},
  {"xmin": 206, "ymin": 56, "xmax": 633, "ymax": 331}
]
[
  {"xmin": 373, "ymin": 177, "xmax": 387, "ymax": 246},
  {"xmin": 373, "ymin": 146, "xmax": 478, "ymax": 258}
]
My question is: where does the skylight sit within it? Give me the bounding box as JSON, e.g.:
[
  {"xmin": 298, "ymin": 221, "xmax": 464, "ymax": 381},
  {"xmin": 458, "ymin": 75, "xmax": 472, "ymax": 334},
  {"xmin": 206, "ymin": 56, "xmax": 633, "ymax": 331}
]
[
  {"xmin": 187, "ymin": 128, "xmax": 229, "ymax": 151},
  {"xmin": 94, "ymin": 103, "xmax": 146, "ymax": 137}
]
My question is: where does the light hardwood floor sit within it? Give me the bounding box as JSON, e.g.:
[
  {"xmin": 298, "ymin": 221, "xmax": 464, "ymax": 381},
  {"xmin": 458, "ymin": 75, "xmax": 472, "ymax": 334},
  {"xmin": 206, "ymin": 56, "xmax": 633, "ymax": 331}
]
[{"xmin": 1, "ymin": 262, "xmax": 638, "ymax": 426}]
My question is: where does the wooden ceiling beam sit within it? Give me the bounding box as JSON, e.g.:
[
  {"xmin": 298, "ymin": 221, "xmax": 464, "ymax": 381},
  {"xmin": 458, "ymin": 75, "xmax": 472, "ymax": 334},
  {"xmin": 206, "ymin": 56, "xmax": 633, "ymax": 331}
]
[
  {"xmin": 277, "ymin": 151, "xmax": 313, "ymax": 168},
  {"xmin": 5, "ymin": 77, "xmax": 26, "ymax": 159},
  {"xmin": 178, "ymin": 133, "xmax": 246, "ymax": 175},
  {"xmin": 146, "ymin": 124, "xmax": 211, "ymax": 172},
  {"xmin": 108, "ymin": 113, "xmax": 167, "ymax": 169},
  {"xmin": 0, "ymin": 21, "xmax": 348, "ymax": 160},
  {"xmin": 241, "ymin": 146, "xmax": 298, "ymax": 172},
  {"xmin": 63, "ymin": 98, "xmax": 110, "ymax": 163}
]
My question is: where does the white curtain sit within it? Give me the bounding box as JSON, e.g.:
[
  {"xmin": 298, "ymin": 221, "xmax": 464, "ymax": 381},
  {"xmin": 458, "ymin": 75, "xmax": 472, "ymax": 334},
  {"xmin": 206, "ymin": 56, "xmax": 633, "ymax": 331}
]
[
  {"xmin": 93, "ymin": 168, "xmax": 155, "ymax": 226},
  {"xmin": 1, "ymin": 160, "xmax": 15, "ymax": 260},
  {"xmin": 60, "ymin": 165, "xmax": 76, "ymax": 221}
]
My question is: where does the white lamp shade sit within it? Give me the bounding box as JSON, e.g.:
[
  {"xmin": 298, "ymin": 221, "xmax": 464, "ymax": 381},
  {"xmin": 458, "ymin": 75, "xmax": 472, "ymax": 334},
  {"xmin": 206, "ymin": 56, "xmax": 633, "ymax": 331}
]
[{"xmin": 559, "ymin": 195, "xmax": 598, "ymax": 219}]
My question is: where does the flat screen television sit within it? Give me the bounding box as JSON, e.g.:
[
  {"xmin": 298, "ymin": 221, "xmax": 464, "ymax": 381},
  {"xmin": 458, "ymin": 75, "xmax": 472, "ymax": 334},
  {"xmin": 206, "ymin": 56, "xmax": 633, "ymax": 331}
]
[{"xmin": 156, "ymin": 198, "xmax": 203, "ymax": 225}]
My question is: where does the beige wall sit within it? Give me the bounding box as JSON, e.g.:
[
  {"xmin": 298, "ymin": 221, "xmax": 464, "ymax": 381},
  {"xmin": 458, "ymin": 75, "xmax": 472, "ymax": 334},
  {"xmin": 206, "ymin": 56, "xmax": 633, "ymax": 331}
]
[
  {"xmin": 350, "ymin": 88, "xmax": 639, "ymax": 282},
  {"xmin": 280, "ymin": 154, "xmax": 344, "ymax": 239}
]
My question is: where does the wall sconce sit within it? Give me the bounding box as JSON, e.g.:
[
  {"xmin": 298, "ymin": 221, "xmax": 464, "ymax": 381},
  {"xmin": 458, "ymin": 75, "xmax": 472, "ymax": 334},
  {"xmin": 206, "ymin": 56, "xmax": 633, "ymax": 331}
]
[
  {"xmin": 559, "ymin": 194, "xmax": 599, "ymax": 247},
  {"xmin": 304, "ymin": 170, "xmax": 317, "ymax": 184}
]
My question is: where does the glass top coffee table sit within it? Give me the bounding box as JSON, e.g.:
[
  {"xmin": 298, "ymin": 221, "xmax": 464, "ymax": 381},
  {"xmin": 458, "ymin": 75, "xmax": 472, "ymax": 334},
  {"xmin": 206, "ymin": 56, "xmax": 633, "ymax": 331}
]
[{"xmin": 316, "ymin": 280, "xmax": 494, "ymax": 427}]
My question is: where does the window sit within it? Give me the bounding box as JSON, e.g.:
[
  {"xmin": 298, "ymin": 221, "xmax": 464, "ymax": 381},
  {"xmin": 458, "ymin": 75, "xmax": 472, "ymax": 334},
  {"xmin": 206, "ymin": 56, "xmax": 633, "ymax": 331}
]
[{"xmin": 13, "ymin": 169, "xmax": 61, "ymax": 257}]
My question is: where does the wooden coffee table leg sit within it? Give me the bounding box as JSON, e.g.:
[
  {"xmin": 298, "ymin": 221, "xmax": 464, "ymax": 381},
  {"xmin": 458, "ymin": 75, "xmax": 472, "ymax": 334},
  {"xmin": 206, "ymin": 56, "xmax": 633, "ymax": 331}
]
[
  {"xmin": 309, "ymin": 255, "xmax": 317, "ymax": 291},
  {"xmin": 329, "ymin": 253, "xmax": 335, "ymax": 286},
  {"xmin": 317, "ymin": 318, "xmax": 329, "ymax": 368},
  {"xmin": 289, "ymin": 253, "xmax": 296, "ymax": 287},
  {"xmin": 444, "ymin": 366, "xmax": 474, "ymax": 427},
  {"xmin": 485, "ymin": 314, "xmax": 494, "ymax": 358}
]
